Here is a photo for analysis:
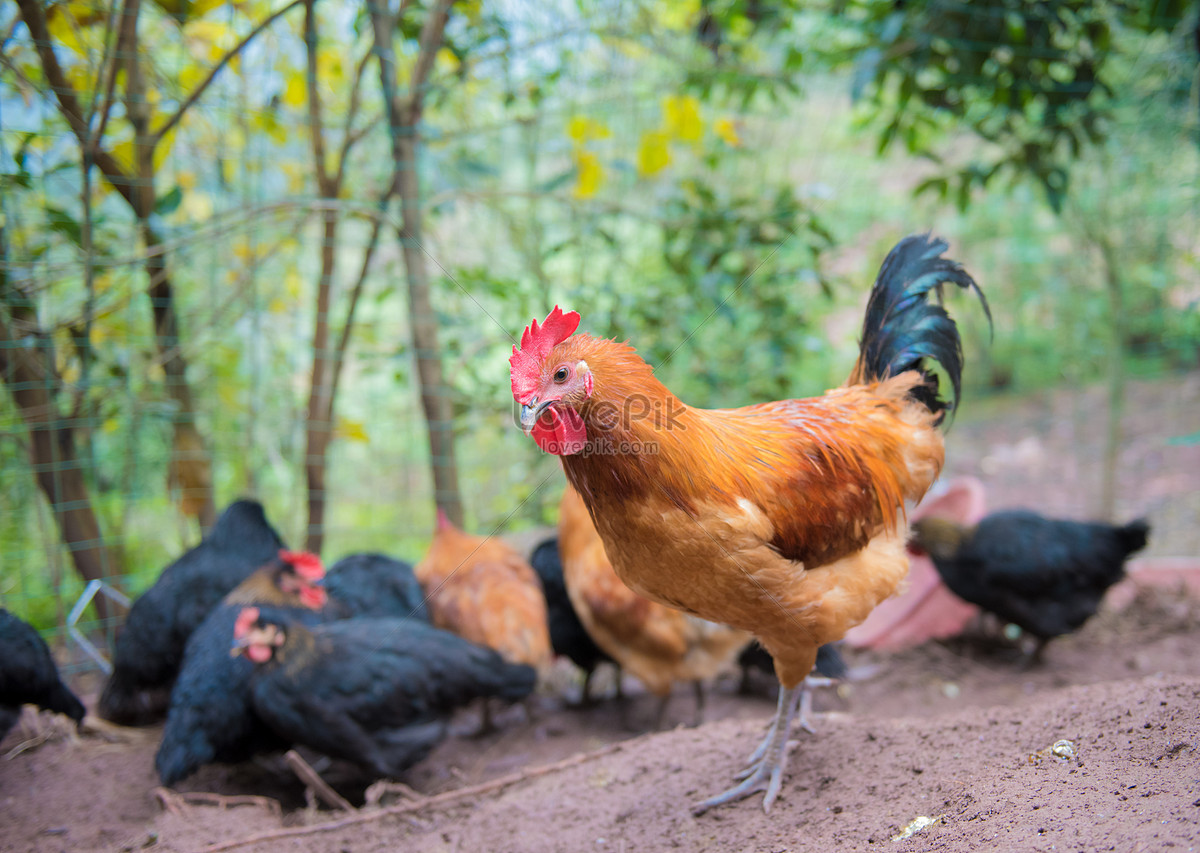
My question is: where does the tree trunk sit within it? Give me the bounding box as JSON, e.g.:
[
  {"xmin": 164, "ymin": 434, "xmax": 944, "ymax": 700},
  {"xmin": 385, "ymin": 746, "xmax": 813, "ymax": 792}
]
[
  {"xmin": 371, "ymin": 0, "xmax": 464, "ymax": 527},
  {"xmin": 394, "ymin": 120, "xmax": 465, "ymax": 527},
  {"xmin": 0, "ymin": 302, "xmax": 118, "ymax": 621},
  {"xmin": 140, "ymin": 220, "xmax": 216, "ymax": 530},
  {"xmin": 303, "ymin": 209, "xmax": 339, "ymax": 553},
  {"xmin": 124, "ymin": 0, "xmax": 216, "ymax": 531}
]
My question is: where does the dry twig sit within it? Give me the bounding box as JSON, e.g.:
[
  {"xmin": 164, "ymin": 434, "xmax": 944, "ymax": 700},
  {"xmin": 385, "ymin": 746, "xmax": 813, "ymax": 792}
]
[
  {"xmin": 153, "ymin": 788, "xmax": 282, "ymax": 818},
  {"xmin": 203, "ymin": 735, "xmax": 648, "ymax": 852},
  {"xmin": 284, "ymin": 750, "xmax": 355, "ymax": 812}
]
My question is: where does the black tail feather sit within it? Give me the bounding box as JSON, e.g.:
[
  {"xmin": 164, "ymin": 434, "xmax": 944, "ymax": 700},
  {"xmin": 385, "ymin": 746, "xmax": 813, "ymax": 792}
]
[{"xmin": 858, "ymin": 233, "xmax": 991, "ymax": 419}]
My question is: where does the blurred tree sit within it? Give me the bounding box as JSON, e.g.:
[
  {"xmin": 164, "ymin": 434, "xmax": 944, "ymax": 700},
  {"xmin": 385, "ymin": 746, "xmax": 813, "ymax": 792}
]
[
  {"xmin": 0, "ymin": 221, "xmax": 120, "ymax": 619},
  {"xmin": 12, "ymin": 0, "xmax": 306, "ymax": 532},
  {"xmin": 369, "ymin": 0, "xmax": 465, "ymax": 527},
  {"xmin": 297, "ymin": 0, "xmax": 394, "ymax": 553}
]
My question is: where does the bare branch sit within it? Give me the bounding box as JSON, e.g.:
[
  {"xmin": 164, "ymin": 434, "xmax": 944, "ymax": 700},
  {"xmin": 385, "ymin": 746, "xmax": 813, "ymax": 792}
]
[
  {"xmin": 333, "ymin": 48, "xmax": 375, "ymax": 188},
  {"xmin": 408, "ymin": 0, "xmax": 455, "ymax": 118},
  {"xmin": 14, "ymin": 0, "xmax": 136, "ymax": 208},
  {"xmin": 89, "ymin": 0, "xmax": 135, "ymax": 150},
  {"xmin": 303, "ymin": 0, "xmax": 333, "ymax": 194},
  {"xmin": 151, "ymin": 0, "xmax": 305, "ymax": 145},
  {"xmin": 328, "ymin": 187, "xmax": 395, "ymax": 413}
]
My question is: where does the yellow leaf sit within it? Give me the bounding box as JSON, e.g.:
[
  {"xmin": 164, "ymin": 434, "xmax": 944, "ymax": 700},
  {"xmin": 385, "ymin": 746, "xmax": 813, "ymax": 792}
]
[
  {"xmin": 334, "ymin": 417, "xmax": 370, "ymax": 444},
  {"xmin": 284, "ymin": 268, "xmax": 302, "ymax": 298},
  {"xmin": 281, "ymin": 162, "xmax": 305, "ymax": 194},
  {"xmin": 179, "ymin": 64, "xmax": 206, "ymax": 95},
  {"xmin": 47, "ymin": 3, "xmax": 102, "ymax": 57},
  {"xmin": 663, "ymin": 95, "xmax": 703, "ymax": 143},
  {"xmin": 317, "ymin": 48, "xmax": 345, "ymax": 89},
  {"xmin": 435, "ymin": 47, "xmax": 460, "ymax": 74},
  {"xmin": 184, "ymin": 20, "xmax": 235, "ymax": 64},
  {"xmin": 190, "ymin": 0, "xmax": 226, "ymax": 18},
  {"xmin": 567, "ymin": 116, "xmax": 611, "ymax": 144},
  {"xmin": 281, "ymin": 74, "xmax": 306, "ymax": 108},
  {"xmin": 659, "ymin": 0, "xmax": 701, "ymax": 31},
  {"xmin": 111, "ymin": 140, "xmax": 136, "ymax": 171},
  {"xmin": 176, "ymin": 170, "xmax": 197, "ymax": 190},
  {"xmin": 221, "ymin": 157, "xmax": 236, "ymax": 185},
  {"xmin": 713, "ymin": 117, "xmax": 741, "ymax": 147},
  {"xmin": 573, "ymin": 150, "xmax": 603, "ymax": 199},
  {"xmin": 567, "ymin": 116, "xmax": 591, "ymax": 144},
  {"xmin": 637, "ymin": 130, "xmax": 671, "ymax": 177},
  {"xmin": 103, "ymin": 417, "xmax": 121, "ymax": 435}
]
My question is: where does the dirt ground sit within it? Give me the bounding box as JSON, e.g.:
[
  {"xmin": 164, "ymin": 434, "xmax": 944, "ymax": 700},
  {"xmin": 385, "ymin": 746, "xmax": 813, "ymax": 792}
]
[{"xmin": 2, "ymin": 372, "xmax": 1198, "ymax": 853}]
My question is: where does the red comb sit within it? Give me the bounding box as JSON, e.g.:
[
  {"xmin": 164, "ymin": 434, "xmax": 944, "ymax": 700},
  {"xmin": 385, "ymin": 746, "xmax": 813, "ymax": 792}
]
[
  {"xmin": 279, "ymin": 549, "xmax": 325, "ymax": 581},
  {"xmin": 233, "ymin": 606, "xmax": 261, "ymax": 640},
  {"xmin": 509, "ymin": 306, "xmax": 581, "ymax": 403}
]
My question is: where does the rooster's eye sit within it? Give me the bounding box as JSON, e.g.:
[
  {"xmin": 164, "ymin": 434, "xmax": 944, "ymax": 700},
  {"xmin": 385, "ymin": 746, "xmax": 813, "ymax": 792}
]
[{"xmin": 553, "ymin": 367, "xmax": 569, "ymax": 383}]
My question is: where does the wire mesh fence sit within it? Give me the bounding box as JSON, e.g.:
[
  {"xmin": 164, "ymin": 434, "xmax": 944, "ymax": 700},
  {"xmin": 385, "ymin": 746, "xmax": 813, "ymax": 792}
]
[{"xmin": 0, "ymin": 1, "xmax": 1197, "ymax": 682}]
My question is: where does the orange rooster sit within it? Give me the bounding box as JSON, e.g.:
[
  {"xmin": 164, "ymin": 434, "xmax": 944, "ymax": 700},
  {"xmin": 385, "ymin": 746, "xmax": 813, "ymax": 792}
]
[
  {"xmin": 415, "ymin": 510, "xmax": 553, "ymax": 672},
  {"xmin": 558, "ymin": 483, "xmax": 750, "ymax": 726},
  {"xmin": 510, "ymin": 234, "xmax": 987, "ymax": 813}
]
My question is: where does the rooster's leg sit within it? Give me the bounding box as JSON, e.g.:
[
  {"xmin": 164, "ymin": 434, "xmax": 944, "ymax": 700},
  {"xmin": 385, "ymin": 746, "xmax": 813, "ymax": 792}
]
[
  {"xmin": 693, "ymin": 683, "xmax": 801, "ymax": 815},
  {"xmin": 796, "ymin": 676, "xmax": 836, "ymax": 734}
]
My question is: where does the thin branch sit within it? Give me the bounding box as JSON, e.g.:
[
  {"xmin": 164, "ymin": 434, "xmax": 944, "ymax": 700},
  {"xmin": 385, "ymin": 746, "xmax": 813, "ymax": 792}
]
[
  {"xmin": 284, "ymin": 750, "xmax": 355, "ymax": 812},
  {"xmin": 89, "ymin": 0, "xmax": 134, "ymax": 151},
  {"xmin": 327, "ymin": 187, "xmax": 396, "ymax": 414},
  {"xmin": 333, "ymin": 48, "xmax": 375, "ymax": 188},
  {"xmin": 150, "ymin": 0, "xmax": 305, "ymax": 145},
  {"xmin": 408, "ymin": 0, "xmax": 455, "ymax": 119},
  {"xmin": 303, "ymin": 0, "xmax": 333, "ymax": 194},
  {"xmin": 203, "ymin": 736, "xmax": 645, "ymax": 853},
  {"xmin": 14, "ymin": 0, "xmax": 135, "ymax": 208}
]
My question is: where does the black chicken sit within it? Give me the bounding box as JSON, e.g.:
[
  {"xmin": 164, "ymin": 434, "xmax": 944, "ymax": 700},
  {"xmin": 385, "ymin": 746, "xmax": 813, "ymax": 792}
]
[
  {"xmin": 321, "ymin": 552, "xmax": 428, "ymax": 622},
  {"xmin": 154, "ymin": 552, "xmax": 328, "ymax": 785},
  {"xmin": 911, "ymin": 511, "xmax": 1151, "ymax": 661},
  {"xmin": 0, "ymin": 609, "xmax": 86, "ymax": 742},
  {"xmin": 98, "ymin": 499, "xmax": 286, "ymax": 725},
  {"xmin": 529, "ymin": 536, "xmax": 616, "ymax": 704},
  {"xmin": 232, "ymin": 607, "xmax": 537, "ymax": 779}
]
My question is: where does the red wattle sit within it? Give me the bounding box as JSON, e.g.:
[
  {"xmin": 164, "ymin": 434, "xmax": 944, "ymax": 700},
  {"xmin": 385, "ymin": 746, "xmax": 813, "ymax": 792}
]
[{"xmin": 531, "ymin": 406, "xmax": 587, "ymax": 456}]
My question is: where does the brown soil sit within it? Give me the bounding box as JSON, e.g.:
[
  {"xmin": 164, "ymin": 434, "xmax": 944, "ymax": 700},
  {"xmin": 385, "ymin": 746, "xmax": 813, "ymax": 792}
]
[{"xmin": 3, "ymin": 373, "xmax": 1198, "ymax": 853}]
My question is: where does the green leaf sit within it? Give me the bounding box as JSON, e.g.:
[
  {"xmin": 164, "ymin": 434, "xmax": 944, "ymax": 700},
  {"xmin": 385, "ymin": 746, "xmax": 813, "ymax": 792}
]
[
  {"xmin": 155, "ymin": 185, "xmax": 183, "ymax": 216},
  {"xmin": 45, "ymin": 206, "xmax": 83, "ymax": 247}
]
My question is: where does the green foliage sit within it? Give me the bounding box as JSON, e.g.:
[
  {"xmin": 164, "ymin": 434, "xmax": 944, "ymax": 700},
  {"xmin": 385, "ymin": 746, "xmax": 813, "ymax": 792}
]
[{"xmin": 844, "ymin": 0, "xmax": 1194, "ymax": 211}]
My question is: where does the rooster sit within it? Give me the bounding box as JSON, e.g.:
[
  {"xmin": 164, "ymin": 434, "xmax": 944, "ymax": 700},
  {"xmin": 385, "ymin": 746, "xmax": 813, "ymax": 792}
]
[{"xmin": 509, "ymin": 233, "xmax": 987, "ymax": 812}]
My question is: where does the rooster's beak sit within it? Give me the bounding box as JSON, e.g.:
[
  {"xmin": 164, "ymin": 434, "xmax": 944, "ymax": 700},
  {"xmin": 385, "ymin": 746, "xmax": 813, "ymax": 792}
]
[{"xmin": 520, "ymin": 398, "xmax": 555, "ymax": 433}]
